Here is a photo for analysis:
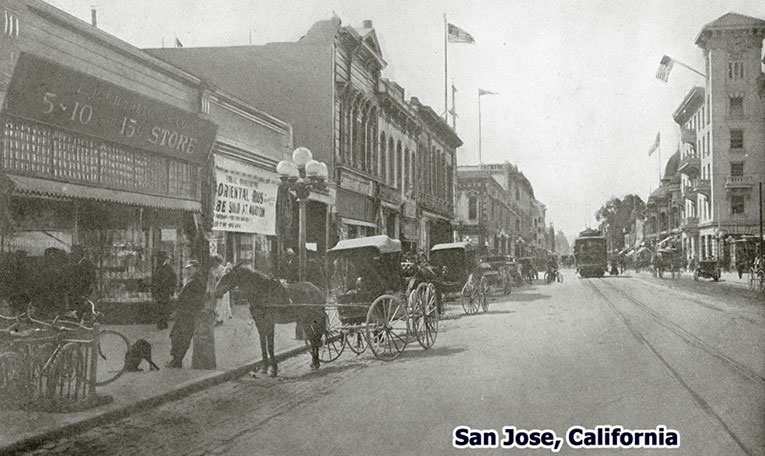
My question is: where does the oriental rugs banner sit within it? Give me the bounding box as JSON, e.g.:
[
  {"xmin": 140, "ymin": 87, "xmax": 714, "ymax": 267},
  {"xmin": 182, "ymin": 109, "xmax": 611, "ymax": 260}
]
[
  {"xmin": 213, "ymin": 155, "xmax": 278, "ymax": 235},
  {"xmin": 5, "ymin": 53, "xmax": 217, "ymax": 165}
]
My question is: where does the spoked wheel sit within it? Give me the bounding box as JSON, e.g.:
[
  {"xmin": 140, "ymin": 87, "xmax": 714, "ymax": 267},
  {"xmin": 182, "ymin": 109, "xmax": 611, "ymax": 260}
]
[
  {"xmin": 365, "ymin": 295, "xmax": 409, "ymax": 361},
  {"xmin": 461, "ymin": 280, "xmax": 479, "ymax": 315},
  {"xmin": 95, "ymin": 329, "xmax": 130, "ymax": 386},
  {"xmin": 479, "ymin": 277, "xmax": 489, "ymax": 312},
  {"xmin": 345, "ymin": 329, "xmax": 367, "ymax": 355},
  {"xmin": 412, "ymin": 283, "xmax": 439, "ymax": 349},
  {"xmin": 315, "ymin": 307, "xmax": 344, "ymax": 363}
]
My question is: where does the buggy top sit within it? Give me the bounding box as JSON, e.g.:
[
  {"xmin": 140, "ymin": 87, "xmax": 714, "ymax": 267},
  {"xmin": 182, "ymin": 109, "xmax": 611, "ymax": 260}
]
[
  {"xmin": 328, "ymin": 235, "xmax": 402, "ymax": 254},
  {"xmin": 430, "ymin": 242, "xmax": 473, "ymax": 252}
]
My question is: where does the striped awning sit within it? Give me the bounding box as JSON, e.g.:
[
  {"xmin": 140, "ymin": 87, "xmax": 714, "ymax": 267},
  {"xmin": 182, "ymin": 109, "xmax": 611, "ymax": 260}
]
[{"xmin": 6, "ymin": 174, "xmax": 201, "ymax": 212}]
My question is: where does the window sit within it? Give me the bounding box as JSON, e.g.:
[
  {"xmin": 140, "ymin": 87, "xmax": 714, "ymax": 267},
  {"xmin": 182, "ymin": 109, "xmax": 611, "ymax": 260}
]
[
  {"xmin": 731, "ymin": 195, "xmax": 745, "ymax": 214},
  {"xmin": 730, "ymin": 162, "xmax": 744, "ymax": 177},
  {"xmin": 730, "ymin": 129, "xmax": 744, "ymax": 149},
  {"xmin": 728, "ymin": 61, "xmax": 744, "ymax": 79},
  {"xmin": 729, "ymin": 96, "xmax": 744, "ymax": 117},
  {"xmin": 468, "ymin": 196, "xmax": 478, "ymax": 220}
]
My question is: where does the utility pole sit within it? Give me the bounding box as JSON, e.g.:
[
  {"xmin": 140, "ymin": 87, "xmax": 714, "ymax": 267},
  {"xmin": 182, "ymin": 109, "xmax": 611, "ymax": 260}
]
[{"xmin": 760, "ymin": 182, "xmax": 763, "ymax": 257}]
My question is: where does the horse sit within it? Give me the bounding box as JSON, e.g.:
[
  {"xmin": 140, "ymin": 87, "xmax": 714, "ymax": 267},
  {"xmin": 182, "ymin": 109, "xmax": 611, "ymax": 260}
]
[{"xmin": 214, "ymin": 263, "xmax": 327, "ymax": 377}]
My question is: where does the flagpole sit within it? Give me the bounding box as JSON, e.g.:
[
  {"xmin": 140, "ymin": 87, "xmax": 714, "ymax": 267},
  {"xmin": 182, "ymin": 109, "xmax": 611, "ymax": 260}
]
[
  {"xmin": 478, "ymin": 89, "xmax": 482, "ymax": 169},
  {"xmin": 444, "ymin": 13, "xmax": 448, "ymax": 121}
]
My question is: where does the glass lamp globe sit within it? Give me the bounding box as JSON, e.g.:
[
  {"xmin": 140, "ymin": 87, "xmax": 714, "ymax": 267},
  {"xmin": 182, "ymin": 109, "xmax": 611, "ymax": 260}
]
[
  {"xmin": 276, "ymin": 160, "xmax": 296, "ymax": 178},
  {"xmin": 318, "ymin": 162, "xmax": 329, "ymax": 180},
  {"xmin": 292, "ymin": 147, "xmax": 313, "ymax": 168},
  {"xmin": 288, "ymin": 166, "xmax": 300, "ymax": 181},
  {"xmin": 305, "ymin": 159, "xmax": 321, "ymax": 178}
]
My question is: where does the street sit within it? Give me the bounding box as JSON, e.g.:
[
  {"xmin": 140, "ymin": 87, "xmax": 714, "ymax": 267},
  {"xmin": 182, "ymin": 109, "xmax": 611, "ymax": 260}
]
[{"xmin": 24, "ymin": 271, "xmax": 765, "ymax": 456}]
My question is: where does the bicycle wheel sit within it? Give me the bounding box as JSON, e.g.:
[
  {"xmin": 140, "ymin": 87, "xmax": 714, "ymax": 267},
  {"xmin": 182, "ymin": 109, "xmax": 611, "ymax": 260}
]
[{"xmin": 95, "ymin": 329, "xmax": 130, "ymax": 386}]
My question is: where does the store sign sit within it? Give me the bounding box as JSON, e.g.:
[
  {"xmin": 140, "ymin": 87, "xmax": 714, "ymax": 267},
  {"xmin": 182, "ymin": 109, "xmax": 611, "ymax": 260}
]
[
  {"xmin": 4, "ymin": 53, "xmax": 217, "ymax": 164},
  {"xmin": 213, "ymin": 155, "xmax": 278, "ymax": 235}
]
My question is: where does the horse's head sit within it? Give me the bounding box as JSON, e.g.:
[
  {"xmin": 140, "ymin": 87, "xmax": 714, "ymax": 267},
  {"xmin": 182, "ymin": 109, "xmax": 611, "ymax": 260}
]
[{"xmin": 214, "ymin": 261, "xmax": 253, "ymax": 298}]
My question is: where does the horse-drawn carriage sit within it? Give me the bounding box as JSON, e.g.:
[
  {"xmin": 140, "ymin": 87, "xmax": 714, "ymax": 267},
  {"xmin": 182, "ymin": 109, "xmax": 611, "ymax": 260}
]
[
  {"xmin": 429, "ymin": 242, "xmax": 489, "ymax": 315},
  {"xmin": 693, "ymin": 259, "xmax": 720, "ymax": 282},
  {"xmin": 653, "ymin": 248, "xmax": 682, "ymax": 279},
  {"xmin": 326, "ymin": 235, "xmax": 439, "ymax": 361},
  {"xmin": 478, "ymin": 255, "xmax": 514, "ymax": 296}
]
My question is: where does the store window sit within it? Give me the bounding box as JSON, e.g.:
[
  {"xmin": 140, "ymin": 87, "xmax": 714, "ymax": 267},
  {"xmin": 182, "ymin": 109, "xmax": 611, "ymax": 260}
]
[
  {"xmin": 730, "ymin": 162, "xmax": 744, "ymax": 177},
  {"xmin": 731, "ymin": 195, "xmax": 745, "ymax": 214}
]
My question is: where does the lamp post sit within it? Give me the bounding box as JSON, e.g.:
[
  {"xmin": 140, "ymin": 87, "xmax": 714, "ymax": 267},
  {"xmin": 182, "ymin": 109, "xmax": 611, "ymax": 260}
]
[{"xmin": 276, "ymin": 147, "xmax": 328, "ymax": 282}]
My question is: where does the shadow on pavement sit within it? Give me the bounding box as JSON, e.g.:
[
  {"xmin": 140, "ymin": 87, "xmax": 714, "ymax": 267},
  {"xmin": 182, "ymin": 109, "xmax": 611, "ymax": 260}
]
[
  {"xmin": 398, "ymin": 346, "xmax": 467, "ymax": 362},
  {"xmin": 504, "ymin": 293, "xmax": 551, "ymax": 303}
]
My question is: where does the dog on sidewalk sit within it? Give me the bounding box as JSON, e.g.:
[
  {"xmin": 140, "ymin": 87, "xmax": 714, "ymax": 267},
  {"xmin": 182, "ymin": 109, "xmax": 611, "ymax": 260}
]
[{"xmin": 124, "ymin": 339, "xmax": 160, "ymax": 372}]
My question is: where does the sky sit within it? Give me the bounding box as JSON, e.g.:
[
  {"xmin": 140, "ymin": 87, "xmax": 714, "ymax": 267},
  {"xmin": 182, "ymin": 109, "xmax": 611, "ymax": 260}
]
[{"xmin": 47, "ymin": 0, "xmax": 765, "ymax": 241}]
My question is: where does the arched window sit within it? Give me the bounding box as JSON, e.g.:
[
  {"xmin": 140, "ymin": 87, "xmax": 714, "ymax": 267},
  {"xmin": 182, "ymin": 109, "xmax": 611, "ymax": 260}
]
[
  {"xmin": 468, "ymin": 195, "xmax": 478, "ymax": 220},
  {"xmin": 388, "ymin": 137, "xmax": 395, "ymax": 186},
  {"xmin": 396, "ymin": 141, "xmax": 402, "ymax": 189},
  {"xmin": 379, "ymin": 132, "xmax": 387, "ymax": 183}
]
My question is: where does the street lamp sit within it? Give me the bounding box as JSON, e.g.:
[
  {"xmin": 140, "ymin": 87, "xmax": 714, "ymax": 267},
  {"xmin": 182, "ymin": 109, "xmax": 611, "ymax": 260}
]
[{"xmin": 276, "ymin": 147, "xmax": 328, "ymax": 282}]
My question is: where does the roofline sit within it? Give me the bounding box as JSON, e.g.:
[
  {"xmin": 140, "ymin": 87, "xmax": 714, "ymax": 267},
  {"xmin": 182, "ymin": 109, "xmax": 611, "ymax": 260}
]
[
  {"xmin": 672, "ymin": 86, "xmax": 705, "ymax": 125},
  {"xmin": 26, "ymin": 0, "xmax": 204, "ymax": 86},
  {"xmin": 695, "ymin": 12, "xmax": 765, "ymax": 46}
]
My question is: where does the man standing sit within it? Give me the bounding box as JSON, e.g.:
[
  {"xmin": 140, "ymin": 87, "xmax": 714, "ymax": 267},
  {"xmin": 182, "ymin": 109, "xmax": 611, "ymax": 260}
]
[
  {"xmin": 279, "ymin": 248, "xmax": 299, "ymax": 282},
  {"xmin": 69, "ymin": 246, "xmax": 96, "ymax": 318},
  {"xmin": 168, "ymin": 260, "xmax": 205, "ymax": 368},
  {"xmin": 151, "ymin": 252, "xmax": 177, "ymax": 330}
]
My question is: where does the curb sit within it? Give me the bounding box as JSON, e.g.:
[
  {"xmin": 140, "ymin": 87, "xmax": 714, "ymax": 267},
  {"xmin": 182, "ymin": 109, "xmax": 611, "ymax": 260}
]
[{"xmin": 1, "ymin": 342, "xmax": 313, "ymax": 454}]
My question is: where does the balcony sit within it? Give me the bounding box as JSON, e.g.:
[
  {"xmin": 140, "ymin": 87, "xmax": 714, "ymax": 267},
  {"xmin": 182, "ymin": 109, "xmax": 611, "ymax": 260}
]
[
  {"xmin": 682, "ymin": 216, "xmax": 698, "ymax": 230},
  {"xmin": 678, "ymin": 153, "xmax": 700, "ymax": 177},
  {"xmin": 683, "ymin": 185, "xmax": 697, "ymax": 200},
  {"xmin": 724, "ymin": 175, "xmax": 754, "ymax": 190},
  {"xmin": 692, "ymin": 178, "xmax": 710, "ymax": 197}
]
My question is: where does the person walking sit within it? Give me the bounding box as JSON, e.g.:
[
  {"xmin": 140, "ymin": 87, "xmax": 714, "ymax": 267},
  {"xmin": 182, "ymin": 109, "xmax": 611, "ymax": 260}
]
[
  {"xmin": 168, "ymin": 260, "xmax": 205, "ymax": 368},
  {"xmin": 151, "ymin": 252, "xmax": 177, "ymax": 330},
  {"xmin": 210, "ymin": 255, "xmax": 232, "ymax": 325}
]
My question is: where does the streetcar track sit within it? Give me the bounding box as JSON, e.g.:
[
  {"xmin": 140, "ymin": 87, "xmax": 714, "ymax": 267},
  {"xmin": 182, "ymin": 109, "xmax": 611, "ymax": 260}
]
[
  {"xmin": 631, "ymin": 275, "xmax": 763, "ymax": 326},
  {"xmin": 598, "ymin": 279, "xmax": 765, "ymax": 387},
  {"xmin": 585, "ymin": 279, "xmax": 754, "ymax": 456}
]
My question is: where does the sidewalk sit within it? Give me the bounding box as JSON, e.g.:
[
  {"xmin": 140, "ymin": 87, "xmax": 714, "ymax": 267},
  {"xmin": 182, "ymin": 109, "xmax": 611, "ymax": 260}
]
[
  {"xmin": 1, "ymin": 298, "xmax": 474, "ymax": 453},
  {"xmin": 0, "ymin": 304, "xmax": 305, "ymax": 453}
]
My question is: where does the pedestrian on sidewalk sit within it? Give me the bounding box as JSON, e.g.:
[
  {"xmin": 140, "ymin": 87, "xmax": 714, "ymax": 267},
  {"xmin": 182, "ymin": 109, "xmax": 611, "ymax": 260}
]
[
  {"xmin": 168, "ymin": 260, "xmax": 205, "ymax": 368},
  {"xmin": 151, "ymin": 251, "xmax": 177, "ymax": 330},
  {"xmin": 210, "ymin": 255, "xmax": 232, "ymax": 325}
]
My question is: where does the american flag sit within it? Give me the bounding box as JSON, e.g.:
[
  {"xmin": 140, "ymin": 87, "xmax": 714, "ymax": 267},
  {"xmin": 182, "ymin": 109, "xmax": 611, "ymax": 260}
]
[
  {"xmin": 656, "ymin": 55, "xmax": 673, "ymax": 82},
  {"xmin": 448, "ymin": 23, "xmax": 475, "ymax": 44}
]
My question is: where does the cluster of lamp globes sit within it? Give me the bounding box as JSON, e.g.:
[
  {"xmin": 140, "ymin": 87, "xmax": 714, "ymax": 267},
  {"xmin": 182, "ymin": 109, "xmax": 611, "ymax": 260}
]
[{"xmin": 276, "ymin": 147, "xmax": 329, "ymax": 190}]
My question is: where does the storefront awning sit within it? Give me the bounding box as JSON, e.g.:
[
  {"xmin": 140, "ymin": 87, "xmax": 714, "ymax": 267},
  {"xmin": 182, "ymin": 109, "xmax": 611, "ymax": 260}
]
[{"xmin": 6, "ymin": 174, "xmax": 201, "ymax": 212}]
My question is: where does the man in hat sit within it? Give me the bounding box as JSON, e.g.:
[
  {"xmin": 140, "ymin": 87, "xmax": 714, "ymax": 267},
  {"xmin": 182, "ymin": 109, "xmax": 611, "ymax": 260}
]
[
  {"xmin": 279, "ymin": 248, "xmax": 299, "ymax": 283},
  {"xmin": 151, "ymin": 252, "xmax": 177, "ymax": 330},
  {"xmin": 168, "ymin": 259, "xmax": 205, "ymax": 368}
]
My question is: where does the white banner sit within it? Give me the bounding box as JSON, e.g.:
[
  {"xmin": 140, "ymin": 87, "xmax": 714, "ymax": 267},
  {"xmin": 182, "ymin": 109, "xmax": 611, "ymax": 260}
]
[{"xmin": 213, "ymin": 155, "xmax": 278, "ymax": 235}]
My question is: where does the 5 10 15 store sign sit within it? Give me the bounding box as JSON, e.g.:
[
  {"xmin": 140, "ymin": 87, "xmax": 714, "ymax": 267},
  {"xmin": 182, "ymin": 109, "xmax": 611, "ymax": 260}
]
[{"xmin": 5, "ymin": 52, "xmax": 217, "ymax": 164}]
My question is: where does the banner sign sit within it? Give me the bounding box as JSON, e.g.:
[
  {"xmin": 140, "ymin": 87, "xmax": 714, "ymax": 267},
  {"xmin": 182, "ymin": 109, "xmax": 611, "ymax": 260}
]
[
  {"xmin": 5, "ymin": 53, "xmax": 217, "ymax": 164},
  {"xmin": 213, "ymin": 155, "xmax": 278, "ymax": 235}
]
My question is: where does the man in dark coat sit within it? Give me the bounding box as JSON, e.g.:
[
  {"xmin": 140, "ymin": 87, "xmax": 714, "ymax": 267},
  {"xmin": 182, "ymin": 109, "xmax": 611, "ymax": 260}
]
[
  {"xmin": 168, "ymin": 260, "xmax": 205, "ymax": 368},
  {"xmin": 151, "ymin": 251, "xmax": 177, "ymax": 330}
]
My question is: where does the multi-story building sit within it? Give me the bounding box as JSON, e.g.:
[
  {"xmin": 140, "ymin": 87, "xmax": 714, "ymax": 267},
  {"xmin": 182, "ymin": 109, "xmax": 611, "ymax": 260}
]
[
  {"xmin": 454, "ymin": 168, "xmax": 518, "ymax": 255},
  {"xmin": 148, "ymin": 17, "xmax": 460, "ymax": 252},
  {"xmin": 645, "ymin": 151, "xmax": 684, "ymax": 248},
  {"xmin": 456, "ymin": 162, "xmax": 546, "ymax": 257},
  {"xmin": 668, "ymin": 12, "xmax": 765, "ymax": 263}
]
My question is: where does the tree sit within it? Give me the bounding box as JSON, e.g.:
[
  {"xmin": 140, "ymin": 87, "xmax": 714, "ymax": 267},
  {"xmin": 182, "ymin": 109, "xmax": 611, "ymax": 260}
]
[
  {"xmin": 595, "ymin": 194, "xmax": 646, "ymax": 251},
  {"xmin": 555, "ymin": 230, "xmax": 571, "ymax": 255}
]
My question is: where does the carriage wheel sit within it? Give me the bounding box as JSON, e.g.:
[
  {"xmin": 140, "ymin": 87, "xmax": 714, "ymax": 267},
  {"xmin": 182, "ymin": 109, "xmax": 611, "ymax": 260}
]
[
  {"xmin": 479, "ymin": 277, "xmax": 489, "ymax": 312},
  {"xmin": 345, "ymin": 329, "xmax": 368, "ymax": 355},
  {"xmin": 365, "ymin": 295, "xmax": 409, "ymax": 361},
  {"xmin": 412, "ymin": 283, "xmax": 439, "ymax": 349},
  {"xmin": 461, "ymin": 281, "xmax": 479, "ymax": 315},
  {"xmin": 316, "ymin": 308, "xmax": 344, "ymax": 363}
]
